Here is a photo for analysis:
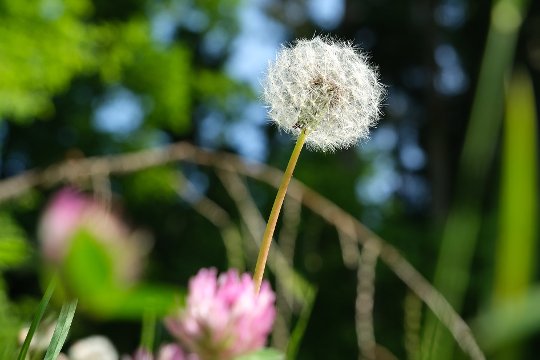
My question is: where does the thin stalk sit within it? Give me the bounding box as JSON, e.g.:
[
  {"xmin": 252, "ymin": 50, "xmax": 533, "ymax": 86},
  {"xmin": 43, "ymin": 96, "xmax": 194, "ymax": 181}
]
[{"xmin": 253, "ymin": 129, "xmax": 307, "ymax": 292}]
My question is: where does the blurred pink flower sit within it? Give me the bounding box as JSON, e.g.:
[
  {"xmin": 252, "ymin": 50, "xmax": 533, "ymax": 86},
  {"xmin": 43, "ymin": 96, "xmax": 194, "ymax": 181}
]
[
  {"xmin": 38, "ymin": 188, "xmax": 150, "ymax": 283},
  {"xmin": 38, "ymin": 188, "xmax": 89, "ymax": 263},
  {"xmin": 157, "ymin": 344, "xmax": 198, "ymax": 360},
  {"xmin": 165, "ymin": 268, "xmax": 276, "ymax": 360},
  {"xmin": 130, "ymin": 348, "xmax": 153, "ymax": 360}
]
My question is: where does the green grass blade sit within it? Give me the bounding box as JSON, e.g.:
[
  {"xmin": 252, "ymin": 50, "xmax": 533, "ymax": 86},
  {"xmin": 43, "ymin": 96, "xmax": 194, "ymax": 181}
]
[
  {"xmin": 43, "ymin": 299, "xmax": 78, "ymax": 360},
  {"xmin": 493, "ymin": 69, "xmax": 537, "ymax": 300},
  {"xmin": 422, "ymin": 0, "xmax": 531, "ymax": 358},
  {"xmin": 286, "ymin": 287, "xmax": 317, "ymax": 360},
  {"xmin": 490, "ymin": 69, "xmax": 537, "ymax": 358},
  {"xmin": 474, "ymin": 286, "xmax": 540, "ymax": 352},
  {"xmin": 17, "ymin": 276, "xmax": 57, "ymax": 360},
  {"xmin": 140, "ymin": 310, "xmax": 156, "ymax": 351}
]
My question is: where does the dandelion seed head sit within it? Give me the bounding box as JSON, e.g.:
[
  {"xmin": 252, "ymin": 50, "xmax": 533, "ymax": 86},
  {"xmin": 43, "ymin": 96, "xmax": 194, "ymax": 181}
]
[{"xmin": 263, "ymin": 36, "xmax": 384, "ymax": 152}]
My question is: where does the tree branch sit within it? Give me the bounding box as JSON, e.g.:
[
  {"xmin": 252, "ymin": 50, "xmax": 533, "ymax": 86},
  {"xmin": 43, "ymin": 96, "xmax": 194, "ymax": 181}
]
[{"xmin": 0, "ymin": 141, "xmax": 484, "ymax": 359}]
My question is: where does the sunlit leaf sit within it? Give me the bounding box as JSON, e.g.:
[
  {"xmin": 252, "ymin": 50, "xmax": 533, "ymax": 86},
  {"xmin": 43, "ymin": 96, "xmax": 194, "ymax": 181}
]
[
  {"xmin": 127, "ymin": 167, "xmax": 178, "ymax": 203},
  {"xmin": 235, "ymin": 348, "xmax": 285, "ymax": 360},
  {"xmin": 125, "ymin": 45, "xmax": 192, "ymax": 134},
  {"xmin": 62, "ymin": 229, "xmax": 182, "ymax": 318},
  {"xmin": 477, "ymin": 70, "xmax": 538, "ymax": 356},
  {"xmin": 0, "ymin": 283, "xmax": 21, "ymax": 358},
  {"xmin": 493, "ymin": 69, "xmax": 538, "ymax": 300},
  {"xmin": 0, "ymin": 213, "xmax": 29, "ymax": 270},
  {"xmin": 474, "ymin": 286, "xmax": 540, "ymax": 352}
]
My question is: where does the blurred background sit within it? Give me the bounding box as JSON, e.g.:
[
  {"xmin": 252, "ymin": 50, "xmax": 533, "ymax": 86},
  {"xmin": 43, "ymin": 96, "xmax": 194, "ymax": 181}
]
[{"xmin": 0, "ymin": 0, "xmax": 539, "ymax": 358}]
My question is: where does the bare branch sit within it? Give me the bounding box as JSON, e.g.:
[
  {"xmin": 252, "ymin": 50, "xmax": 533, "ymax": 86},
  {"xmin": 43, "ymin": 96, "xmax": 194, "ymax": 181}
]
[
  {"xmin": 92, "ymin": 174, "xmax": 112, "ymax": 211},
  {"xmin": 0, "ymin": 141, "xmax": 485, "ymax": 360},
  {"xmin": 337, "ymin": 216, "xmax": 360, "ymax": 269},
  {"xmin": 404, "ymin": 291, "xmax": 422, "ymax": 360},
  {"xmin": 174, "ymin": 171, "xmax": 245, "ymax": 270},
  {"xmin": 356, "ymin": 241, "xmax": 380, "ymax": 360}
]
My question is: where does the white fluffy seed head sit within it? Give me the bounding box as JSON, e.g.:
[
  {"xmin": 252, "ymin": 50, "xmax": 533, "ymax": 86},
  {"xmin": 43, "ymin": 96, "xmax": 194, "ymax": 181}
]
[{"xmin": 263, "ymin": 36, "xmax": 384, "ymax": 152}]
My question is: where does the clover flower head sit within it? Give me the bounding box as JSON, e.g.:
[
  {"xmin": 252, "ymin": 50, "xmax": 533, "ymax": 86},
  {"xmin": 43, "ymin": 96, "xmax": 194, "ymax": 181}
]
[
  {"xmin": 263, "ymin": 36, "xmax": 384, "ymax": 152},
  {"xmin": 165, "ymin": 268, "xmax": 276, "ymax": 360}
]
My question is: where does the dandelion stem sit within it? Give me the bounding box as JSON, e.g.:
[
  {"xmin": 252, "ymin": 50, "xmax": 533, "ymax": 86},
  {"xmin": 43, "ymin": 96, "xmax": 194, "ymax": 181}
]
[{"xmin": 253, "ymin": 129, "xmax": 307, "ymax": 293}]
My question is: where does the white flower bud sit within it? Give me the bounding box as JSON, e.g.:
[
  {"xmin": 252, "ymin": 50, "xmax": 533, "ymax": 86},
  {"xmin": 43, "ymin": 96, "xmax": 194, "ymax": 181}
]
[
  {"xmin": 263, "ymin": 36, "xmax": 384, "ymax": 152},
  {"xmin": 68, "ymin": 336, "xmax": 118, "ymax": 360}
]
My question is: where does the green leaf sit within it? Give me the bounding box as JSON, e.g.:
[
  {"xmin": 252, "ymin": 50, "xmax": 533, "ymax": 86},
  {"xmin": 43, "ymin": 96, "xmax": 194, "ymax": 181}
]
[
  {"xmin": 235, "ymin": 348, "xmax": 285, "ymax": 360},
  {"xmin": 63, "ymin": 229, "xmax": 116, "ymax": 298},
  {"xmin": 479, "ymin": 70, "xmax": 538, "ymax": 357},
  {"xmin": 0, "ymin": 279, "xmax": 22, "ymax": 358},
  {"xmin": 17, "ymin": 276, "xmax": 57, "ymax": 360},
  {"xmin": 43, "ymin": 299, "xmax": 78, "ymax": 360},
  {"xmin": 61, "ymin": 229, "xmax": 123, "ymax": 316},
  {"xmin": 107, "ymin": 284, "xmax": 183, "ymax": 319},
  {"xmin": 127, "ymin": 167, "xmax": 178, "ymax": 204},
  {"xmin": 287, "ymin": 287, "xmax": 317, "ymax": 359},
  {"xmin": 62, "ymin": 229, "xmax": 182, "ymax": 318},
  {"xmin": 0, "ymin": 0, "xmax": 95, "ymax": 120},
  {"xmin": 474, "ymin": 286, "xmax": 540, "ymax": 352},
  {"xmin": 0, "ymin": 238, "xmax": 29, "ymax": 270},
  {"xmin": 493, "ymin": 69, "xmax": 538, "ymax": 300},
  {"xmin": 422, "ymin": 0, "xmax": 532, "ymax": 357},
  {"xmin": 92, "ymin": 20, "xmax": 151, "ymax": 84},
  {"xmin": 0, "ymin": 213, "xmax": 29, "ymax": 270},
  {"xmin": 125, "ymin": 45, "xmax": 192, "ymax": 134}
]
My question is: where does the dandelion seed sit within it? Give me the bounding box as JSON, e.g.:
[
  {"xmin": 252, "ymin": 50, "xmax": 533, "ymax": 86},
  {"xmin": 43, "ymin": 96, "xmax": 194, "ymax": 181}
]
[{"xmin": 263, "ymin": 36, "xmax": 384, "ymax": 152}]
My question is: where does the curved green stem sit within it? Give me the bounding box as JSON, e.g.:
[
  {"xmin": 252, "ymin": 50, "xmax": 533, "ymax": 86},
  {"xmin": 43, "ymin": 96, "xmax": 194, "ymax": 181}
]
[{"xmin": 253, "ymin": 129, "xmax": 307, "ymax": 293}]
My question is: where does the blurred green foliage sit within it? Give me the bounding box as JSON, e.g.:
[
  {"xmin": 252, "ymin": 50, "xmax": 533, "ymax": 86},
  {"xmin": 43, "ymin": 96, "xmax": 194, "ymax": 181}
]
[
  {"xmin": 127, "ymin": 167, "xmax": 179, "ymax": 204},
  {"xmin": 481, "ymin": 69, "xmax": 537, "ymax": 359},
  {"xmin": 0, "ymin": 213, "xmax": 30, "ymax": 270},
  {"xmin": 48, "ymin": 225, "xmax": 182, "ymax": 319},
  {"xmin": 0, "ymin": 0, "xmax": 241, "ymax": 137},
  {"xmin": 0, "ymin": 285, "xmax": 23, "ymax": 358},
  {"xmin": 493, "ymin": 69, "xmax": 538, "ymax": 303},
  {"xmin": 0, "ymin": 0, "xmax": 94, "ymax": 119},
  {"xmin": 422, "ymin": 0, "xmax": 533, "ymax": 357}
]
